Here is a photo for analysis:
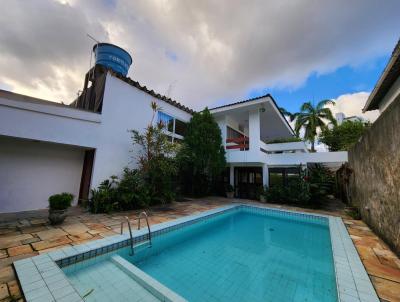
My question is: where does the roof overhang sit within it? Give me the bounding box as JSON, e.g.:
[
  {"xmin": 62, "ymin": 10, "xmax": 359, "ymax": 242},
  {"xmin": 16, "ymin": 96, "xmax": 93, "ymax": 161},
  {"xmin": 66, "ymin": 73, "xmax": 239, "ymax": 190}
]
[
  {"xmin": 363, "ymin": 39, "xmax": 400, "ymax": 112},
  {"xmin": 210, "ymin": 94, "xmax": 294, "ymax": 137}
]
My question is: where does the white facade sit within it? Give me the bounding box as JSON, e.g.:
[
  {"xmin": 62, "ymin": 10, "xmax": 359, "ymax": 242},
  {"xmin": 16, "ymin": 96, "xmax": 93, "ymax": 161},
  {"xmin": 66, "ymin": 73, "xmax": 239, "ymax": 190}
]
[
  {"xmin": 210, "ymin": 96, "xmax": 347, "ymax": 194},
  {"xmin": 0, "ymin": 136, "xmax": 85, "ymax": 212},
  {"xmin": 0, "ymin": 73, "xmax": 191, "ymax": 213},
  {"xmin": 0, "ymin": 70, "xmax": 347, "ymax": 212}
]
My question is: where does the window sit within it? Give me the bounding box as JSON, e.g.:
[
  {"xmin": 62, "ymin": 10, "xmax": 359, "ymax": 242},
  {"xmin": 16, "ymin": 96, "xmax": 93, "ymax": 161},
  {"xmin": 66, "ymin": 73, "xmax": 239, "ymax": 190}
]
[
  {"xmin": 157, "ymin": 112, "xmax": 174, "ymax": 132},
  {"xmin": 157, "ymin": 111, "xmax": 187, "ymax": 142},
  {"xmin": 175, "ymin": 119, "xmax": 187, "ymax": 136}
]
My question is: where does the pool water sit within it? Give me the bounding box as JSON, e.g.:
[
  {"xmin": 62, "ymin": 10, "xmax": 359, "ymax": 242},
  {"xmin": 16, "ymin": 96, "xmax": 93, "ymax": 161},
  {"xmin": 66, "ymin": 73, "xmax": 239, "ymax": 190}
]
[{"xmin": 123, "ymin": 210, "xmax": 338, "ymax": 302}]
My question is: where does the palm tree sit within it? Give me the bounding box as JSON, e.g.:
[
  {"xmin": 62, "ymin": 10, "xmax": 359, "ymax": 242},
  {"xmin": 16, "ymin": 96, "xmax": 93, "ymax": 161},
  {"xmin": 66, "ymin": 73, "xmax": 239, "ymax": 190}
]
[
  {"xmin": 292, "ymin": 100, "xmax": 336, "ymax": 152},
  {"xmin": 279, "ymin": 107, "xmax": 295, "ymax": 121}
]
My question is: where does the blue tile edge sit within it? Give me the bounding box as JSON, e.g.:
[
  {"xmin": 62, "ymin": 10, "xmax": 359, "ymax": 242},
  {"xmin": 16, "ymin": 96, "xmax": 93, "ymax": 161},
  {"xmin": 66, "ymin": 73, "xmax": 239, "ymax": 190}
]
[{"xmin": 13, "ymin": 203, "xmax": 380, "ymax": 302}]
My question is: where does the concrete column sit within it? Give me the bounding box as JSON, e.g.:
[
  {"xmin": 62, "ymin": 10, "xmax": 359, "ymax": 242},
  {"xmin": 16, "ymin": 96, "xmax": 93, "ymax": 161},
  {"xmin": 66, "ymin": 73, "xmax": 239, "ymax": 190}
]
[
  {"xmin": 262, "ymin": 164, "xmax": 269, "ymax": 187},
  {"xmin": 229, "ymin": 165, "xmax": 235, "ymax": 186},
  {"xmin": 248, "ymin": 109, "xmax": 261, "ymax": 152}
]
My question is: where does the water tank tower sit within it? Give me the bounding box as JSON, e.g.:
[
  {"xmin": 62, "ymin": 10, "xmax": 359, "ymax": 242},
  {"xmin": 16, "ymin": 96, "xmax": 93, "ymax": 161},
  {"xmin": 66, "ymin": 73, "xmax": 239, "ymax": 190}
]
[{"xmin": 93, "ymin": 43, "xmax": 132, "ymax": 76}]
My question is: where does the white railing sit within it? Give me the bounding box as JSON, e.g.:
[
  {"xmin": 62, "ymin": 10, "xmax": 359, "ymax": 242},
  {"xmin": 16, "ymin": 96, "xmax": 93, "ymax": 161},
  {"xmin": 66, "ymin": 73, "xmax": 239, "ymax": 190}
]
[{"xmin": 260, "ymin": 141, "xmax": 308, "ymax": 153}]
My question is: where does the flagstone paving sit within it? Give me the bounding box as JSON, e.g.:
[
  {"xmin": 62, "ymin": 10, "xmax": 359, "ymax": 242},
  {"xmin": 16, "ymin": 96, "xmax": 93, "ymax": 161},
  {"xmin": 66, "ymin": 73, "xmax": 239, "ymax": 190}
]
[{"xmin": 0, "ymin": 197, "xmax": 399, "ymax": 301}]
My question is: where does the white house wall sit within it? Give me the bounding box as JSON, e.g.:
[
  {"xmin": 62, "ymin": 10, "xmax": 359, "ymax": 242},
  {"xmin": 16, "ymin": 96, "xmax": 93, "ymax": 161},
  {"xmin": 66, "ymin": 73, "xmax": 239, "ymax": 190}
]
[
  {"xmin": 0, "ymin": 136, "xmax": 85, "ymax": 213},
  {"xmin": 89, "ymin": 74, "xmax": 192, "ymax": 188},
  {"xmin": 0, "ymin": 92, "xmax": 101, "ymax": 148},
  {"xmin": 0, "ymin": 74, "xmax": 192, "ymax": 213}
]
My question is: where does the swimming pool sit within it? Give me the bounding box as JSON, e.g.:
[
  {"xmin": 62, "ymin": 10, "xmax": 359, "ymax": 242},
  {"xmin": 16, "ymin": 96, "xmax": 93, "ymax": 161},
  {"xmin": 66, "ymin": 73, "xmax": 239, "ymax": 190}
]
[
  {"xmin": 122, "ymin": 208, "xmax": 336, "ymax": 301},
  {"xmin": 14, "ymin": 205, "xmax": 379, "ymax": 302}
]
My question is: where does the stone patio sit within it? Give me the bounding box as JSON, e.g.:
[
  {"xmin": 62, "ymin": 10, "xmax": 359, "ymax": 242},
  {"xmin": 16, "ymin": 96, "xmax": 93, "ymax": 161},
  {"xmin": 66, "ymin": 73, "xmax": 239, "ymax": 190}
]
[{"xmin": 0, "ymin": 197, "xmax": 399, "ymax": 302}]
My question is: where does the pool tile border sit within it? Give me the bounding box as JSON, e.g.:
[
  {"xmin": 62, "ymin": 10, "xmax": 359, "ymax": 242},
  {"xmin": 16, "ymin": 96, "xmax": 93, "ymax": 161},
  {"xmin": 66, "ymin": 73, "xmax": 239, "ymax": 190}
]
[{"xmin": 14, "ymin": 204, "xmax": 379, "ymax": 302}]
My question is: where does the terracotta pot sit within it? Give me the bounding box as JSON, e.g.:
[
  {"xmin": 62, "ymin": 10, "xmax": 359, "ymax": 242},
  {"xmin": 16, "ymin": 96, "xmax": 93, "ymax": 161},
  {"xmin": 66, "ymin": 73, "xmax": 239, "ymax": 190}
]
[
  {"xmin": 226, "ymin": 192, "xmax": 234, "ymax": 198},
  {"xmin": 48, "ymin": 209, "xmax": 68, "ymax": 225}
]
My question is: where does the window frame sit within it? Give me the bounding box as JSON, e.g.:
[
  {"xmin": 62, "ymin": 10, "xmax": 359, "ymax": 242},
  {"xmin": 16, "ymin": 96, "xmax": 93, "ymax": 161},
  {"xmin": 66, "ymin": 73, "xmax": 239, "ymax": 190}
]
[{"xmin": 157, "ymin": 110, "xmax": 187, "ymax": 143}]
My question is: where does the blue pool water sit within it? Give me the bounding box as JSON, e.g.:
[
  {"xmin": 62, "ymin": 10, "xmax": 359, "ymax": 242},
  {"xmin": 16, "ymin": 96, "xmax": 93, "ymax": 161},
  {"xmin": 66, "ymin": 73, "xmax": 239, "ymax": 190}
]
[{"xmin": 121, "ymin": 209, "xmax": 338, "ymax": 302}]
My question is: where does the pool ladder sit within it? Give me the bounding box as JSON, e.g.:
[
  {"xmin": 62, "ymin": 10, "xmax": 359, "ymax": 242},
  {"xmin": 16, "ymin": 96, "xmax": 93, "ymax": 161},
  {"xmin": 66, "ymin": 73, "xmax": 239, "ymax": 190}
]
[{"xmin": 120, "ymin": 212, "xmax": 152, "ymax": 256}]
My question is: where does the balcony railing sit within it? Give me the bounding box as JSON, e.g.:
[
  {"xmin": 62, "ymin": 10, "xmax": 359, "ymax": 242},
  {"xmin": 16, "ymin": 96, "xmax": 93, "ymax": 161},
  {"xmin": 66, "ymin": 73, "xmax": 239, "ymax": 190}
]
[{"xmin": 226, "ymin": 136, "xmax": 249, "ymax": 151}]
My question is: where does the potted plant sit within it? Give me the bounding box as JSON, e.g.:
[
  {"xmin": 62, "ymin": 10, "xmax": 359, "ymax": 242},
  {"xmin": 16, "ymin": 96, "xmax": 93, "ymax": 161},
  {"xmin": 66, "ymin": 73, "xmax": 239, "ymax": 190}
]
[
  {"xmin": 48, "ymin": 193, "xmax": 74, "ymax": 225},
  {"xmin": 225, "ymin": 184, "xmax": 235, "ymax": 198}
]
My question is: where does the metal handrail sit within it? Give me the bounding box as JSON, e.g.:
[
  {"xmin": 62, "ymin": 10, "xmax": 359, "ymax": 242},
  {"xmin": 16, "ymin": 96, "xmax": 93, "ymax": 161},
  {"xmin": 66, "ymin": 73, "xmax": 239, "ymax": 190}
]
[
  {"xmin": 121, "ymin": 216, "xmax": 134, "ymax": 256},
  {"xmin": 138, "ymin": 211, "xmax": 152, "ymax": 247}
]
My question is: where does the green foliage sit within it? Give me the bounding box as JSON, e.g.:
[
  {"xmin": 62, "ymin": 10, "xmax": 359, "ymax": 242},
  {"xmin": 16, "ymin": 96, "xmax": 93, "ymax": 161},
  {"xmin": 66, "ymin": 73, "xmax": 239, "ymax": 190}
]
[
  {"xmin": 265, "ymin": 136, "xmax": 302, "ymax": 144},
  {"xmin": 307, "ymin": 164, "xmax": 335, "ymax": 202},
  {"xmin": 89, "ymin": 170, "xmax": 152, "ymax": 214},
  {"xmin": 292, "ymin": 100, "xmax": 336, "ymax": 152},
  {"xmin": 90, "ymin": 102, "xmax": 180, "ymax": 214},
  {"xmin": 89, "ymin": 178, "xmax": 119, "ymax": 213},
  {"xmin": 265, "ymin": 175, "xmax": 310, "ymax": 205},
  {"xmin": 130, "ymin": 101, "xmax": 178, "ymax": 205},
  {"xmin": 264, "ymin": 165, "xmax": 334, "ymax": 206},
  {"xmin": 117, "ymin": 168, "xmax": 150, "ymax": 209},
  {"xmin": 319, "ymin": 120, "xmax": 370, "ymax": 151},
  {"xmin": 48, "ymin": 193, "xmax": 74, "ymax": 210},
  {"xmin": 177, "ymin": 108, "xmax": 226, "ymax": 196}
]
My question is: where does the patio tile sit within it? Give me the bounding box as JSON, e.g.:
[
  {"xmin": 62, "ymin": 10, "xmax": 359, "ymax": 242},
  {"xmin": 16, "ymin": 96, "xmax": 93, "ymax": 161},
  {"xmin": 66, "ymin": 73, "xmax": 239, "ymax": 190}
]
[
  {"xmin": 0, "ymin": 250, "xmax": 7, "ymax": 259},
  {"xmin": 35, "ymin": 229, "xmax": 68, "ymax": 241},
  {"xmin": 0, "ymin": 234, "xmax": 33, "ymax": 249},
  {"xmin": 370, "ymin": 276, "xmax": 400, "ymax": 302},
  {"xmin": 7, "ymin": 280, "xmax": 22, "ymax": 299},
  {"xmin": 0, "ymin": 283, "xmax": 9, "ymax": 300},
  {"xmin": 21, "ymin": 237, "xmax": 41, "ymax": 245},
  {"xmin": 31, "ymin": 236, "xmax": 72, "ymax": 251},
  {"xmin": 0, "ymin": 266, "xmax": 15, "ymax": 283},
  {"xmin": 7, "ymin": 244, "xmax": 33, "ymax": 257},
  {"xmin": 67, "ymin": 233, "xmax": 93, "ymax": 242},
  {"xmin": 60, "ymin": 223, "xmax": 89, "ymax": 236}
]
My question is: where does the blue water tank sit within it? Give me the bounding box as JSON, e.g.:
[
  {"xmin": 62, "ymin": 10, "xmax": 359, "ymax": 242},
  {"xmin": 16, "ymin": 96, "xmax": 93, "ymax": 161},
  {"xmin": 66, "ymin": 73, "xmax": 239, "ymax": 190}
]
[{"xmin": 93, "ymin": 43, "xmax": 132, "ymax": 76}]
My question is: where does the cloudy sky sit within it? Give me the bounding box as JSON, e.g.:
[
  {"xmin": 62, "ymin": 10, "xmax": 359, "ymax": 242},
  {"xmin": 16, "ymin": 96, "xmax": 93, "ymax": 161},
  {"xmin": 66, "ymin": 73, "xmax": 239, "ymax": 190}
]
[{"xmin": 0, "ymin": 0, "xmax": 399, "ymax": 120}]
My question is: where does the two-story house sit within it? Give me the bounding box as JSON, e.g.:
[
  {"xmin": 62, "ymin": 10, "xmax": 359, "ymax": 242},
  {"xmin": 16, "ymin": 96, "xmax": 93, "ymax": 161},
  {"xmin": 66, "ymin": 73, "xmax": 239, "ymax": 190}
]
[{"xmin": 0, "ymin": 43, "xmax": 347, "ymax": 213}]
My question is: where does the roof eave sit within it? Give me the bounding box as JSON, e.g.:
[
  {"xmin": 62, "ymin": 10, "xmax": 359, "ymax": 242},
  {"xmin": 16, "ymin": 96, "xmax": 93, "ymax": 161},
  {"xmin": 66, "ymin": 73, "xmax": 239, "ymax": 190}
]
[{"xmin": 363, "ymin": 39, "xmax": 400, "ymax": 112}]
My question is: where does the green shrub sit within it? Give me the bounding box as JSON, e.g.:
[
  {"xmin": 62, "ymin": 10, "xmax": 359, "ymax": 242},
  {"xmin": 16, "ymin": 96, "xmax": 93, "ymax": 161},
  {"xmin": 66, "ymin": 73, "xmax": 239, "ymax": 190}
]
[
  {"xmin": 319, "ymin": 120, "xmax": 370, "ymax": 151},
  {"xmin": 89, "ymin": 178, "xmax": 119, "ymax": 213},
  {"xmin": 265, "ymin": 136, "xmax": 302, "ymax": 144},
  {"xmin": 307, "ymin": 164, "xmax": 335, "ymax": 202},
  {"xmin": 177, "ymin": 108, "xmax": 226, "ymax": 197},
  {"xmin": 265, "ymin": 185, "xmax": 286, "ymax": 202},
  {"xmin": 48, "ymin": 193, "xmax": 74, "ymax": 210},
  {"xmin": 264, "ymin": 164, "xmax": 335, "ymax": 206},
  {"xmin": 265, "ymin": 176, "xmax": 310, "ymax": 205},
  {"xmin": 117, "ymin": 168, "xmax": 150, "ymax": 210}
]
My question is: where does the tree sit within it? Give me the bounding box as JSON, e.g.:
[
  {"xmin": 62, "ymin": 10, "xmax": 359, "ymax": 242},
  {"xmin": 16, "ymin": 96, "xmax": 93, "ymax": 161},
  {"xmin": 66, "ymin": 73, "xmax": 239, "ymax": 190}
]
[
  {"xmin": 319, "ymin": 120, "xmax": 370, "ymax": 151},
  {"xmin": 293, "ymin": 100, "xmax": 336, "ymax": 152},
  {"xmin": 177, "ymin": 108, "xmax": 226, "ymax": 196},
  {"xmin": 279, "ymin": 107, "xmax": 295, "ymax": 121},
  {"xmin": 129, "ymin": 101, "xmax": 178, "ymax": 204}
]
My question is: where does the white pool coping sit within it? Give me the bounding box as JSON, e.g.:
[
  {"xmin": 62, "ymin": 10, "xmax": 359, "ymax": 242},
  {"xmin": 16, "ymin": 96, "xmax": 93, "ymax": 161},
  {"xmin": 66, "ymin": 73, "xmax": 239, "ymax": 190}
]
[
  {"xmin": 111, "ymin": 255, "xmax": 187, "ymax": 302},
  {"xmin": 13, "ymin": 203, "xmax": 379, "ymax": 302}
]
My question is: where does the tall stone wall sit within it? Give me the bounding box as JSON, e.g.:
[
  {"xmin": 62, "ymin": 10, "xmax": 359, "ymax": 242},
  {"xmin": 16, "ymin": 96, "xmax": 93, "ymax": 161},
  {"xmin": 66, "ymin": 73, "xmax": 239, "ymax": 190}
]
[{"xmin": 348, "ymin": 98, "xmax": 400, "ymax": 256}]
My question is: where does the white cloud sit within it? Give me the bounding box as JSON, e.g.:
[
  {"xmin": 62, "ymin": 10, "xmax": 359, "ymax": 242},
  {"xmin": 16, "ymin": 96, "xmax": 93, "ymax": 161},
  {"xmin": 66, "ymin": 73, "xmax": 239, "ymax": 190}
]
[
  {"xmin": 326, "ymin": 92, "xmax": 379, "ymax": 123},
  {"xmin": 290, "ymin": 92, "xmax": 379, "ymax": 151},
  {"xmin": 0, "ymin": 0, "xmax": 399, "ymax": 110}
]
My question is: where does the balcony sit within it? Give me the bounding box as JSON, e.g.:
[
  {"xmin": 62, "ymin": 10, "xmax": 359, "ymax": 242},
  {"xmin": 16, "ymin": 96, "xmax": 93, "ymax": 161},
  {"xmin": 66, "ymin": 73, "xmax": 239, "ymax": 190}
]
[{"xmin": 226, "ymin": 136, "xmax": 249, "ymax": 151}]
